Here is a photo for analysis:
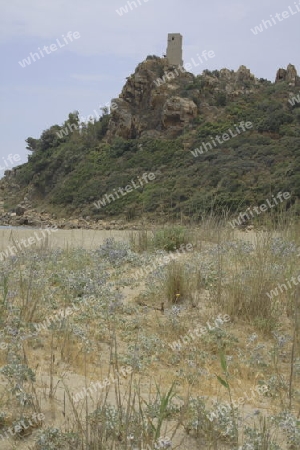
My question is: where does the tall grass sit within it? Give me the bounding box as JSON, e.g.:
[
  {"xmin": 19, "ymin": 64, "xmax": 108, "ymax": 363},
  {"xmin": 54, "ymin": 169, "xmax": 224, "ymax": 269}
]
[
  {"xmin": 130, "ymin": 226, "xmax": 194, "ymax": 253},
  {"xmin": 164, "ymin": 260, "xmax": 193, "ymax": 305},
  {"xmin": 212, "ymin": 231, "xmax": 298, "ymax": 333}
]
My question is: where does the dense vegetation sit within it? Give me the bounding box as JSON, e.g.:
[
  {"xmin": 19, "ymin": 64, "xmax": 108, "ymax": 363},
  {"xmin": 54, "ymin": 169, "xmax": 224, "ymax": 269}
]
[{"xmin": 5, "ymin": 73, "xmax": 300, "ymax": 221}]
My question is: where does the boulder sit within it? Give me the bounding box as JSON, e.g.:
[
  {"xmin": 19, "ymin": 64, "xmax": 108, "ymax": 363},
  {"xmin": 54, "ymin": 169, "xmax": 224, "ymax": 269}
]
[
  {"xmin": 275, "ymin": 64, "xmax": 299, "ymax": 86},
  {"xmin": 16, "ymin": 205, "xmax": 26, "ymax": 216},
  {"xmin": 236, "ymin": 65, "xmax": 256, "ymax": 83},
  {"xmin": 162, "ymin": 97, "xmax": 197, "ymax": 128}
]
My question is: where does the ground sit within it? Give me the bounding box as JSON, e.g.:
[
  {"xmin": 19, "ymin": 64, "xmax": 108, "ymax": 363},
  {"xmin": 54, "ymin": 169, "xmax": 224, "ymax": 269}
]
[{"xmin": 0, "ymin": 224, "xmax": 299, "ymax": 449}]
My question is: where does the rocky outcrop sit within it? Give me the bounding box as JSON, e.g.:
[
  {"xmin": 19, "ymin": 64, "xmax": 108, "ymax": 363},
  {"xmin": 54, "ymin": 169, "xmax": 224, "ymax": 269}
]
[
  {"xmin": 235, "ymin": 65, "xmax": 256, "ymax": 83},
  {"xmin": 275, "ymin": 64, "xmax": 300, "ymax": 86},
  {"xmin": 200, "ymin": 65, "xmax": 258, "ymax": 87},
  {"xmin": 106, "ymin": 58, "xmax": 300, "ymax": 142},
  {"xmin": 215, "ymin": 65, "xmax": 259, "ymax": 95},
  {"xmin": 106, "ymin": 58, "xmax": 199, "ymax": 141},
  {"xmin": 106, "ymin": 57, "xmax": 168, "ymax": 141},
  {"xmin": 105, "ymin": 98, "xmax": 134, "ymax": 140},
  {"xmin": 162, "ymin": 97, "xmax": 197, "ymax": 129}
]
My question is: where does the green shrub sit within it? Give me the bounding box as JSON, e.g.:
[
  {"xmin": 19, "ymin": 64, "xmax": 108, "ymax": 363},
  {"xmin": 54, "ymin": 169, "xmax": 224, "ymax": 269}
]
[{"xmin": 152, "ymin": 226, "xmax": 191, "ymax": 251}]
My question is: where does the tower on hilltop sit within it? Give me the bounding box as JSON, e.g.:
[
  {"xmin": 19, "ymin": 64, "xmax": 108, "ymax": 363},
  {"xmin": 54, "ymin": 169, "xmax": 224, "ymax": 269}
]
[{"xmin": 166, "ymin": 33, "xmax": 183, "ymax": 66}]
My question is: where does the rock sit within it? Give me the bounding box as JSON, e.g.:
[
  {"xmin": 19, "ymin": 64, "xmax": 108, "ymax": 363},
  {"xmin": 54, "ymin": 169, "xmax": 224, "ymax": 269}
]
[
  {"xmin": 26, "ymin": 218, "xmax": 42, "ymax": 227},
  {"xmin": 16, "ymin": 205, "xmax": 26, "ymax": 216},
  {"xmin": 162, "ymin": 97, "xmax": 197, "ymax": 129},
  {"xmin": 106, "ymin": 98, "xmax": 134, "ymax": 140},
  {"xmin": 286, "ymin": 64, "xmax": 298, "ymax": 85},
  {"xmin": 17, "ymin": 217, "xmax": 29, "ymax": 225},
  {"xmin": 218, "ymin": 66, "xmax": 259, "ymax": 95},
  {"xmin": 276, "ymin": 68, "xmax": 287, "ymax": 82},
  {"xmin": 219, "ymin": 68, "xmax": 232, "ymax": 80},
  {"xmin": 140, "ymin": 129, "xmax": 162, "ymax": 139},
  {"xmin": 183, "ymin": 142, "xmax": 191, "ymax": 151},
  {"xmin": 106, "ymin": 57, "xmax": 197, "ymax": 141},
  {"xmin": 236, "ymin": 65, "xmax": 255, "ymax": 82},
  {"xmin": 275, "ymin": 64, "xmax": 299, "ymax": 86}
]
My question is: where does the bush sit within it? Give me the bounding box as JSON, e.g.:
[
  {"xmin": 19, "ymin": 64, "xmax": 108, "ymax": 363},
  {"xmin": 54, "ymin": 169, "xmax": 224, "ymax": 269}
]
[
  {"xmin": 215, "ymin": 92, "xmax": 227, "ymax": 106},
  {"xmin": 35, "ymin": 428, "xmax": 80, "ymax": 450},
  {"xmin": 152, "ymin": 226, "xmax": 191, "ymax": 251}
]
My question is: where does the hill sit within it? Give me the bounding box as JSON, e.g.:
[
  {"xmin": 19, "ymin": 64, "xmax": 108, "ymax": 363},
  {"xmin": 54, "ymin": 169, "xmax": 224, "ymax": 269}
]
[{"xmin": 1, "ymin": 58, "xmax": 300, "ymax": 226}]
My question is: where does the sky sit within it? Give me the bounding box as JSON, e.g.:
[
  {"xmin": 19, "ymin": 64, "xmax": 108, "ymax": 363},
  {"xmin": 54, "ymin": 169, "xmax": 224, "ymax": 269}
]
[{"xmin": 0, "ymin": 0, "xmax": 299, "ymax": 177}]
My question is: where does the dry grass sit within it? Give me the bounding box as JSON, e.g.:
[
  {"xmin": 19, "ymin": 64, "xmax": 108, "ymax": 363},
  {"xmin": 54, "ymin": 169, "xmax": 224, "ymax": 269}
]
[{"xmin": 0, "ymin": 222, "xmax": 299, "ymax": 449}]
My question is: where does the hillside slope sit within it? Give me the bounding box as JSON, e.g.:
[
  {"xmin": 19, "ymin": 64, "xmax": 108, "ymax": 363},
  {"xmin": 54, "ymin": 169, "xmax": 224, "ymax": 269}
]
[{"xmin": 1, "ymin": 58, "xmax": 300, "ymax": 223}]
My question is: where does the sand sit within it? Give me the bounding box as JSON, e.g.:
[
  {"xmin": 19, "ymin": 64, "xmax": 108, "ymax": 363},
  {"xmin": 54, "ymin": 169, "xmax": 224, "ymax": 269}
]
[{"xmin": 0, "ymin": 227, "xmax": 133, "ymax": 252}]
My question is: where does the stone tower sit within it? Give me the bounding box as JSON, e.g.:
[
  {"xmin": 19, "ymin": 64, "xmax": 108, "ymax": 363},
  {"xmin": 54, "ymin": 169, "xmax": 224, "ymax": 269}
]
[{"xmin": 166, "ymin": 33, "xmax": 183, "ymax": 66}]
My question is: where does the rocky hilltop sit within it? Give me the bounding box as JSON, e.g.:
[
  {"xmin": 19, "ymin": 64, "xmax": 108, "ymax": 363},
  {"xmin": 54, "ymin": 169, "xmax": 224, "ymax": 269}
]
[
  {"xmin": 1, "ymin": 59, "xmax": 300, "ymax": 227},
  {"xmin": 106, "ymin": 57, "xmax": 267, "ymax": 141}
]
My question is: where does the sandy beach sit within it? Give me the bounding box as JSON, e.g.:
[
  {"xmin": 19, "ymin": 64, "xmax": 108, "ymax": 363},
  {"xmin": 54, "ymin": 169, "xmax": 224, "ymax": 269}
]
[{"xmin": 0, "ymin": 227, "xmax": 133, "ymax": 252}]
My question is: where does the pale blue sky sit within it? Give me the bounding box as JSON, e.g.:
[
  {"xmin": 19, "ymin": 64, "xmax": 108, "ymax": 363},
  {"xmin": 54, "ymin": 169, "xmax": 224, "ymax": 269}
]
[{"xmin": 0, "ymin": 0, "xmax": 299, "ymax": 177}]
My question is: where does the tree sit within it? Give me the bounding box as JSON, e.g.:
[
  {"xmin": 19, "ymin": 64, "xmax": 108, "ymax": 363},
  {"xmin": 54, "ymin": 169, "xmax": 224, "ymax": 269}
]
[
  {"xmin": 67, "ymin": 111, "xmax": 80, "ymax": 128},
  {"xmin": 25, "ymin": 137, "xmax": 39, "ymax": 152},
  {"xmin": 40, "ymin": 126, "xmax": 64, "ymax": 151},
  {"xmin": 100, "ymin": 106, "xmax": 109, "ymax": 116}
]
